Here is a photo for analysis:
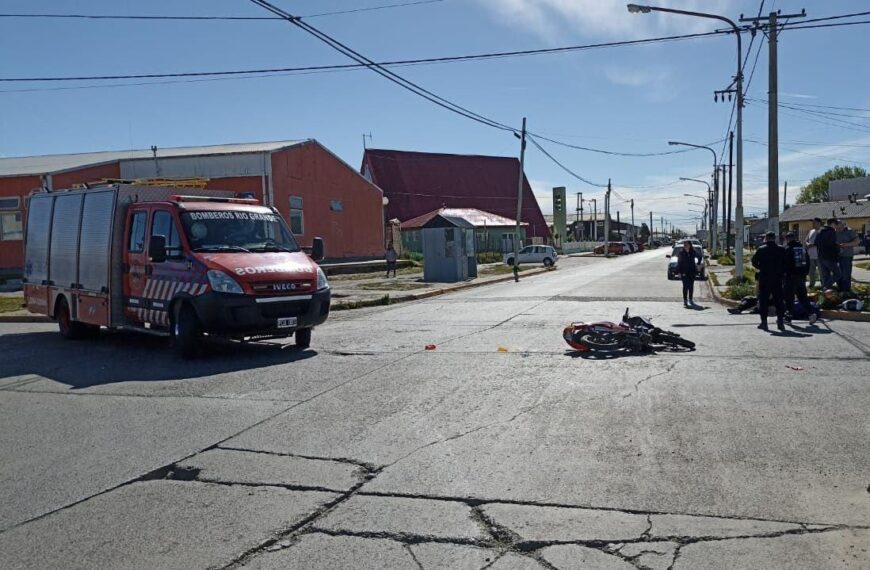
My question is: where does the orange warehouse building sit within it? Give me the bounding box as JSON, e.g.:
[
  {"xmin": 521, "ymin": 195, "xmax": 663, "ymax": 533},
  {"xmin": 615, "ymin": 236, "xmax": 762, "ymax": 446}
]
[{"xmin": 0, "ymin": 140, "xmax": 385, "ymax": 276}]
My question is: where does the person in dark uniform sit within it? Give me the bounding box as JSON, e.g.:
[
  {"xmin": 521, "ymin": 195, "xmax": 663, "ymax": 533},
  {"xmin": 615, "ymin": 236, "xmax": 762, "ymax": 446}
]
[
  {"xmin": 675, "ymin": 240, "xmax": 701, "ymax": 307},
  {"xmin": 783, "ymin": 231, "xmax": 814, "ymax": 324},
  {"xmin": 751, "ymin": 231, "xmax": 787, "ymax": 331}
]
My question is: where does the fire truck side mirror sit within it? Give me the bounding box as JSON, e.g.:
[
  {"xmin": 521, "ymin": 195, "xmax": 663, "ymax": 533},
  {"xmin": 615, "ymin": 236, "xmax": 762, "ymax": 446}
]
[
  {"xmin": 311, "ymin": 237, "xmax": 325, "ymax": 262},
  {"xmin": 149, "ymin": 235, "xmax": 167, "ymax": 263}
]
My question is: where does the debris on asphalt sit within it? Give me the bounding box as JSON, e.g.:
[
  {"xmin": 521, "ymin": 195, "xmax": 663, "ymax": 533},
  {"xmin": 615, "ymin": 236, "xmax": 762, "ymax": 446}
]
[
  {"xmin": 785, "ymin": 365, "xmax": 804, "ymax": 371},
  {"xmin": 425, "ymin": 344, "xmax": 437, "ymax": 351}
]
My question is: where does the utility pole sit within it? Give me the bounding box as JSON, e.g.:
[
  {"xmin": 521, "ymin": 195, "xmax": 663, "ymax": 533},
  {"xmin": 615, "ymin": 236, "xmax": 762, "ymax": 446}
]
[
  {"xmin": 741, "ymin": 9, "xmax": 806, "ymax": 239},
  {"xmin": 513, "ymin": 117, "xmax": 527, "ymax": 282},
  {"xmin": 727, "ymin": 131, "xmax": 734, "ymax": 254},
  {"xmin": 630, "ymin": 199, "xmax": 635, "ymax": 241},
  {"xmin": 783, "ymin": 180, "xmax": 788, "ymax": 211},
  {"xmin": 591, "ymin": 199, "xmax": 597, "ymax": 241},
  {"xmin": 649, "ymin": 211, "xmax": 653, "ymax": 242},
  {"xmin": 721, "ymin": 164, "xmax": 727, "ymax": 250},
  {"xmin": 575, "ymin": 192, "xmax": 583, "ymax": 240},
  {"xmin": 604, "ymin": 180, "xmax": 612, "ymax": 256}
]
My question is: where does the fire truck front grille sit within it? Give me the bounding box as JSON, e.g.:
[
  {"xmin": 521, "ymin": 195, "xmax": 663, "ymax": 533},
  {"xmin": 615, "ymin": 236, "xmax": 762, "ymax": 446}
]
[{"xmin": 258, "ymin": 301, "xmax": 308, "ymax": 319}]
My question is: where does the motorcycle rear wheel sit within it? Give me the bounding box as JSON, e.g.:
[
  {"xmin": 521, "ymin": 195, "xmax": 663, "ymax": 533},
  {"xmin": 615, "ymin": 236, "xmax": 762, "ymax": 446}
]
[{"xmin": 576, "ymin": 331, "xmax": 625, "ymax": 352}]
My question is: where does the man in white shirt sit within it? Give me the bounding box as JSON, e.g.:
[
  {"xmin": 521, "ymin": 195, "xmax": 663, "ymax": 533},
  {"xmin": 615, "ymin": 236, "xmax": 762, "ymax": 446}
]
[{"xmin": 804, "ymin": 217, "xmax": 821, "ymax": 288}]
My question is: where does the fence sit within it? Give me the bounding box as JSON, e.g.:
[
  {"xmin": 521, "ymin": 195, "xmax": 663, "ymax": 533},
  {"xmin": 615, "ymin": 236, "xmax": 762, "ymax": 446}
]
[{"xmin": 561, "ymin": 241, "xmax": 599, "ymax": 254}]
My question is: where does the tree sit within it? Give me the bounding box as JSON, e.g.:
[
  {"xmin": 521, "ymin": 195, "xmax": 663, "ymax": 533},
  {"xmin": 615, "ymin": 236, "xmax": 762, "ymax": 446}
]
[
  {"xmin": 796, "ymin": 166, "xmax": 867, "ymax": 204},
  {"xmin": 639, "ymin": 223, "xmax": 651, "ymax": 242}
]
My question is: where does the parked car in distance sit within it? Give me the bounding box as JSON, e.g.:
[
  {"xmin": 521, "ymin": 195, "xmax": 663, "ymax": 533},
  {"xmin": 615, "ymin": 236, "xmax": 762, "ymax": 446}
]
[
  {"xmin": 624, "ymin": 242, "xmax": 636, "ymax": 253},
  {"xmin": 666, "ymin": 245, "xmax": 706, "ymax": 280},
  {"xmin": 504, "ymin": 245, "xmax": 558, "ymax": 267},
  {"xmin": 594, "ymin": 241, "xmax": 627, "ymax": 255}
]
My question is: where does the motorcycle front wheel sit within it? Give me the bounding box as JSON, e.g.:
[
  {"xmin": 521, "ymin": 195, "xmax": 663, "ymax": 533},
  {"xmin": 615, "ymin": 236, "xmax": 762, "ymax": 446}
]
[{"xmin": 655, "ymin": 330, "xmax": 695, "ymax": 349}]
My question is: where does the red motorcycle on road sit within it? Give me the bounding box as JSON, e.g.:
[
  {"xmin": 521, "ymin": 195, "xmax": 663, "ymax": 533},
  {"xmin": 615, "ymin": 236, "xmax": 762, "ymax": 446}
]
[{"xmin": 563, "ymin": 308, "xmax": 695, "ymax": 354}]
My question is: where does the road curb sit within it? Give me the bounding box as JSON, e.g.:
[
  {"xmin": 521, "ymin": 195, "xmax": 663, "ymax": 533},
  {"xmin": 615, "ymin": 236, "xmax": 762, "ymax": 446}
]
[
  {"xmin": 332, "ymin": 266, "xmax": 555, "ymax": 310},
  {"xmin": 0, "ymin": 313, "xmax": 52, "ymax": 323},
  {"xmin": 705, "ymin": 275, "xmax": 740, "ymax": 307}
]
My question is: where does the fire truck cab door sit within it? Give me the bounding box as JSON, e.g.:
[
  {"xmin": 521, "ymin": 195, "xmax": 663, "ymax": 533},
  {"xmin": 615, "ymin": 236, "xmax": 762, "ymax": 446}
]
[{"xmin": 123, "ymin": 208, "xmax": 150, "ymax": 324}]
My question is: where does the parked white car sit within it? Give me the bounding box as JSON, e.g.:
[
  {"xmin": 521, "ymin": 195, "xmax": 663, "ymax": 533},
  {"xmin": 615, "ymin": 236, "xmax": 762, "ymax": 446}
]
[{"xmin": 504, "ymin": 245, "xmax": 558, "ymax": 267}]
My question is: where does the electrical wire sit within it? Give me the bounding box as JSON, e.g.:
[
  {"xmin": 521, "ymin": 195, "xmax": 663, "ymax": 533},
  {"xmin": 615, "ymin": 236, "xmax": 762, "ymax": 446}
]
[
  {"xmin": 0, "ymin": 29, "xmax": 733, "ymax": 83},
  {"xmin": 526, "ymin": 135, "xmax": 607, "ymax": 188},
  {"xmin": 247, "ymin": 0, "xmax": 515, "ymax": 133},
  {"xmin": 0, "ymin": 1, "xmax": 447, "ymax": 22}
]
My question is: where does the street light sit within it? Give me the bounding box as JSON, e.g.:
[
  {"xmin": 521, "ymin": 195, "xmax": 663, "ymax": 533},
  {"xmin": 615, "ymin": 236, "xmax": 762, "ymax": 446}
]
[
  {"xmin": 670, "ymin": 141, "xmax": 719, "ymax": 254},
  {"xmin": 630, "ymin": 4, "xmax": 744, "ymax": 277}
]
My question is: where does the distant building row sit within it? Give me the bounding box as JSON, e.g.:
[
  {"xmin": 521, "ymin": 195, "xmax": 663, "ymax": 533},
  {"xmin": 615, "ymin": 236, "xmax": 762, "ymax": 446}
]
[{"xmin": 0, "ymin": 141, "xmax": 550, "ymax": 276}]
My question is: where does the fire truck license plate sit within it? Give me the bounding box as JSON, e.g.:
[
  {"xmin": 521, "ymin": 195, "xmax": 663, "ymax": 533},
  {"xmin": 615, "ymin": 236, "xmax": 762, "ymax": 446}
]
[{"xmin": 277, "ymin": 317, "xmax": 297, "ymax": 329}]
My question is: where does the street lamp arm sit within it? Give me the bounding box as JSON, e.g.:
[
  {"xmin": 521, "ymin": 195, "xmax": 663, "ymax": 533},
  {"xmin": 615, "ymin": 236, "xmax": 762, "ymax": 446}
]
[{"xmin": 627, "ymin": 5, "xmax": 739, "ymax": 35}]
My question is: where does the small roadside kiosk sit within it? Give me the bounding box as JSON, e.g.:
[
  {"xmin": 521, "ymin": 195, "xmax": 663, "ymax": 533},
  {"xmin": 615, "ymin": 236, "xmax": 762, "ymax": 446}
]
[{"xmin": 420, "ymin": 214, "xmax": 477, "ymax": 283}]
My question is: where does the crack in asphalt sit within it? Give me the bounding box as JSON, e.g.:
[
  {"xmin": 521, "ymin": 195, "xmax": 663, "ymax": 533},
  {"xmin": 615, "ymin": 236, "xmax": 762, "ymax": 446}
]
[
  {"xmin": 622, "ymin": 362, "xmax": 678, "ymax": 399},
  {"xmin": 403, "ymin": 543, "xmax": 425, "ymax": 570}
]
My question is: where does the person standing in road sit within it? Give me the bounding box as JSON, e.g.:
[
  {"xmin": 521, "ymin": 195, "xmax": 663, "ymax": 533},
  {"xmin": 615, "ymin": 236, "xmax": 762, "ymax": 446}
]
[
  {"xmin": 815, "ymin": 218, "xmax": 841, "ymax": 291},
  {"xmin": 676, "ymin": 240, "xmax": 701, "ymax": 307},
  {"xmin": 752, "ymin": 231, "xmax": 787, "ymax": 331},
  {"xmin": 783, "ymin": 232, "xmax": 815, "ymax": 324},
  {"xmin": 804, "ymin": 217, "xmax": 821, "ymax": 289},
  {"xmin": 834, "ymin": 220, "xmax": 860, "ymax": 292},
  {"xmin": 385, "ymin": 242, "xmax": 398, "ymax": 278}
]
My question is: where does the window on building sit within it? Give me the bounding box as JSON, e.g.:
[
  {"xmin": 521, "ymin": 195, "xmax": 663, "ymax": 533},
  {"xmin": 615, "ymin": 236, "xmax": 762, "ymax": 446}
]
[
  {"xmin": 330, "ymin": 200, "xmax": 343, "ymax": 212},
  {"xmin": 151, "ymin": 210, "xmax": 182, "ymax": 257},
  {"xmin": 0, "ymin": 197, "xmax": 20, "ymax": 210},
  {"xmin": 289, "ymin": 196, "xmax": 304, "ymax": 234},
  {"xmin": 128, "ymin": 211, "xmax": 147, "ymax": 252},
  {"xmin": 0, "ymin": 212, "xmax": 23, "ymax": 241}
]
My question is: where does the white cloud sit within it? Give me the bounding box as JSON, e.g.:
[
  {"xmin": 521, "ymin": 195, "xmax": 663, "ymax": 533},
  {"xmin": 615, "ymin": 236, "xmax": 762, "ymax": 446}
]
[
  {"xmin": 781, "ymin": 92, "xmax": 817, "ymax": 100},
  {"xmin": 602, "ymin": 66, "xmax": 676, "ymax": 101},
  {"xmin": 476, "ymin": 0, "xmax": 733, "ymax": 41}
]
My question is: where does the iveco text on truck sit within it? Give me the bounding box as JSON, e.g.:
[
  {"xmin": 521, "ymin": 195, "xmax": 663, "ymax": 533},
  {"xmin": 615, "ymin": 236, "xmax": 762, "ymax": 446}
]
[{"xmin": 24, "ymin": 184, "xmax": 330, "ymax": 356}]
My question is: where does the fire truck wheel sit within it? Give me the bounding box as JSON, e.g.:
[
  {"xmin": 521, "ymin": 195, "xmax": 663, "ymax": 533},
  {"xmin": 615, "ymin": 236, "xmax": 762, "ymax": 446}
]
[
  {"xmin": 56, "ymin": 297, "xmax": 87, "ymax": 340},
  {"xmin": 295, "ymin": 328, "xmax": 312, "ymax": 348},
  {"xmin": 174, "ymin": 304, "xmax": 202, "ymax": 358}
]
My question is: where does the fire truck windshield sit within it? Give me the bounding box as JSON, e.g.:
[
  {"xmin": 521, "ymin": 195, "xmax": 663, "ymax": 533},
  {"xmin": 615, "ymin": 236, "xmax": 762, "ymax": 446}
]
[{"xmin": 181, "ymin": 211, "xmax": 300, "ymax": 253}]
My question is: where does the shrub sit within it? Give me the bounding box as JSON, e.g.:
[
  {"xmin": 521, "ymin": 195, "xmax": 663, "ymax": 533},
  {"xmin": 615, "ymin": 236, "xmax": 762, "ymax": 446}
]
[
  {"xmin": 401, "ymin": 251, "xmax": 424, "ymax": 263},
  {"xmin": 716, "ymin": 254, "xmax": 735, "ymax": 265},
  {"xmin": 725, "ymin": 275, "xmax": 752, "ymax": 287},
  {"xmin": 476, "ymin": 251, "xmax": 503, "ymax": 264},
  {"xmin": 723, "ymin": 281, "xmax": 755, "ymax": 300}
]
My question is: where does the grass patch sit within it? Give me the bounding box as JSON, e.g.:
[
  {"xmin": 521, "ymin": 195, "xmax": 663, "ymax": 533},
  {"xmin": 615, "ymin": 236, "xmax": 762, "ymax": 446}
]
[
  {"xmin": 0, "ymin": 295, "xmax": 25, "ymax": 313},
  {"xmin": 332, "ymin": 294, "xmax": 391, "ymax": 311},
  {"xmin": 356, "ymin": 282, "xmax": 430, "ymax": 291},
  {"xmin": 856, "ymin": 261, "xmax": 870, "ymax": 271},
  {"xmin": 478, "ymin": 264, "xmax": 538, "ymax": 276},
  {"xmin": 728, "ymin": 266, "xmax": 756, "ymax": 285},
  {"xmin": 716, "ymin": 254, "xmax": 735, "ymax": 265},
  {"xmin": 329, "ymin": 265, "xmax": 421, "ymax": 282},
  {"xmin": 400, "ymin": 252, "xmax": 424, "ymax": 263}
]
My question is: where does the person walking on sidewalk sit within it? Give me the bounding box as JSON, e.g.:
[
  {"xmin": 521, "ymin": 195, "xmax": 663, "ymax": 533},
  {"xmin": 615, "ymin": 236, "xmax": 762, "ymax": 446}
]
[
  {"xmin": 752, "ymin": 231, "xmax": 787, "ymax": 331},
  {"xmin": 676, "ymin": 240, "xmax": 701, "ymax": 307},
  {"xmin": 385, "ymin": 242, "xmax": 398, "ymax": 278},
  {"xmin": 815, "ymin": 218, "xmax": 841, "ymax": 291},
  {"xmin": 783, "ymin": 231, "xmax": 815, "ymax": 324},
  {"xmin": 804, "ymin": 217, "xmax": 821, "ymax": 288},
  {"xmin": 834, "ymin": 220, "xmax": 860, "ymax": 292}
]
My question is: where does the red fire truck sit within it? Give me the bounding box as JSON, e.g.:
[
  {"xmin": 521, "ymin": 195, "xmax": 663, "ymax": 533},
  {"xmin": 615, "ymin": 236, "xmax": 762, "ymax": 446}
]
[{"xmin": 23, "ymin": 183, "xmax": 330, "ymax": 356}]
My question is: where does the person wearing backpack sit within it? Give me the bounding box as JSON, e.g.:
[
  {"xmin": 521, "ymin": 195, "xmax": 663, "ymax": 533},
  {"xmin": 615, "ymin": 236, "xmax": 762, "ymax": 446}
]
[{"xmin": 783, "ymin": 231, "xmax": 815, "ymax": 324}]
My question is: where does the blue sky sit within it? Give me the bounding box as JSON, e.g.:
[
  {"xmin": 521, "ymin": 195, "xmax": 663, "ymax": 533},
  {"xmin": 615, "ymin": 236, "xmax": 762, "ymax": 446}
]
[{"xmin": 2, "ymin": 0, "xmax": 869, "ymax": 231}]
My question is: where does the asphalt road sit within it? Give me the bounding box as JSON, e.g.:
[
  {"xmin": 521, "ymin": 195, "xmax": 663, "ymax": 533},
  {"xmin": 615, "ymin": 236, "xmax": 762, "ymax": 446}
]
[{"xmin": 1, "ymin": 249, "xmax": 868, "ymax": 569}]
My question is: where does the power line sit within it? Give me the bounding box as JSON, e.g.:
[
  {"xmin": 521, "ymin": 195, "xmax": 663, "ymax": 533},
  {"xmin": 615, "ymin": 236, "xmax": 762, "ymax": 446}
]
[
  {"xmin": 0, "ymin": 1, "xmax": 447, "ymax": 22},
  {"xmin": 749, "ymin": 98, "xmax": 870, "ymax": 121},
  {"xmin": 0, "ymin": 29, "xmax": 733, "ymax": 83},
  {"xmin": 762, "ymin": 100, "xmax": 870, "ymax": 113},
  {"xmin": 526, "ymin": 135, "xmax": 607, "ymax": 188},
  {"xmin": 246, "ymin": 0, "xmax": 514, "ymax": 133}
]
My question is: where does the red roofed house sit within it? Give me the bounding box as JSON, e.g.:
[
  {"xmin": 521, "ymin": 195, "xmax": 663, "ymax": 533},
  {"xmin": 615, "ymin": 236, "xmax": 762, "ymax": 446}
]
[
  {"xmin": 361, "ymin": 149, "xmax": 551, "ymax": 248},
  {"xmin": 400, "ymin": 207, "xmax": 527, "ymax": 255}
]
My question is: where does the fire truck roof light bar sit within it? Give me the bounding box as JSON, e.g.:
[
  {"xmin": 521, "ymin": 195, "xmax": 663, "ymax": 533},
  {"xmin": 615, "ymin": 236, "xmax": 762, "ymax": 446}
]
[{"xmin": 170, "ymin": 195, "xmax": 260, "ymax": 205}]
